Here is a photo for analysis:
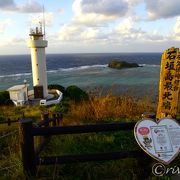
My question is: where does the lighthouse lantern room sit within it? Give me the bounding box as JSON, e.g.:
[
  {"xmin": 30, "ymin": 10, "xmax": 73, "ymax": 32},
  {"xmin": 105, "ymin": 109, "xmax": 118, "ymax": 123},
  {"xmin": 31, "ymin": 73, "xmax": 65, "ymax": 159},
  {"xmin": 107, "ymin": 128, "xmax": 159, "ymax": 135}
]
[{"xmin": 27, "ymin": 23, "xmax": 48, "ymax": 98}]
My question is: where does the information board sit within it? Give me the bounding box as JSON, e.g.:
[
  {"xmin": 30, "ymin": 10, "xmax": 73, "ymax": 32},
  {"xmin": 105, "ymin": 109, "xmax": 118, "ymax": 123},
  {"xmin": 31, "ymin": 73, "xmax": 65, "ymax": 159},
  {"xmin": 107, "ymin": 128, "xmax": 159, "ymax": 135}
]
[{"xmin": 134, "ymin": 118, "xmax": 180, "ymax": 164}]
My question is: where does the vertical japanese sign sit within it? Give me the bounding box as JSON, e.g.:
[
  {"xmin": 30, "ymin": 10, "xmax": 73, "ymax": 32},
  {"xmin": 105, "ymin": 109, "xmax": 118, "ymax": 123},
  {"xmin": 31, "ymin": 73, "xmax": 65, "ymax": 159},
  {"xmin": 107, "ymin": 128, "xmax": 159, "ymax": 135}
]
[{"xmin": 156, "ymin": 47, "xmax": 180, "ymax": 119}]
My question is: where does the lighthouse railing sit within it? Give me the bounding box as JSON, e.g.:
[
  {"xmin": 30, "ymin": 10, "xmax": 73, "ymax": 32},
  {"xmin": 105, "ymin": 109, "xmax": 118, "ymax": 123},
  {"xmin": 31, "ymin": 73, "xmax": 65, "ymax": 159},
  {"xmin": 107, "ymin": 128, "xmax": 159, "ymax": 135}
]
[{"xmin": 40, "ymin": 90, "xmax": 63, "ymax": 106}]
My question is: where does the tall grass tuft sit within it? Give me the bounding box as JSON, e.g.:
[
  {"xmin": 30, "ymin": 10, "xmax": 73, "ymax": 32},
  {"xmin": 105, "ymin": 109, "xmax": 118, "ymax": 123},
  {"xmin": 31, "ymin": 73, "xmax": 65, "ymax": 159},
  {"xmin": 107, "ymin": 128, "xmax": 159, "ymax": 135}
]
[{"xmin": 65, "ymin": 94, "xmax": 156, "ymax": 124}]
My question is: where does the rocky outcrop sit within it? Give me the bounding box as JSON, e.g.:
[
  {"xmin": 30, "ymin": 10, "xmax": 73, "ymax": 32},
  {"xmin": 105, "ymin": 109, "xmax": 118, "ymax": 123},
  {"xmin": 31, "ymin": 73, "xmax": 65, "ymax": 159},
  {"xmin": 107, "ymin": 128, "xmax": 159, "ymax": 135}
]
[{"xmin": 108, "ymin": 60, "xmax": 140, "ymax": 69}]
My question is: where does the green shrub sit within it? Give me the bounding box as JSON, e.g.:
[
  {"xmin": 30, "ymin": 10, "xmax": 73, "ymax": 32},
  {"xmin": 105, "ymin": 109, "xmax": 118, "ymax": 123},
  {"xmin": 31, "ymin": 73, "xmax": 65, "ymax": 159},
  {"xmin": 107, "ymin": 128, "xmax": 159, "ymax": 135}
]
[
  {"xmin": 48, "ymin": 84, "xmax": 65, "ymax": 93},
  {"xmin": 53, "ymin": 100, "xmax": 70, "ymax": 113},
  {"xmin": 0, "ymin": 91, "xmax": 12, "ymax": 105},
  {"xmin": 0, "ymin": 115, "xmax": 5, "ymax": 121},
  {"xmin": 65, "ymin": 85, "xmax": 89, "ymax": 102}
]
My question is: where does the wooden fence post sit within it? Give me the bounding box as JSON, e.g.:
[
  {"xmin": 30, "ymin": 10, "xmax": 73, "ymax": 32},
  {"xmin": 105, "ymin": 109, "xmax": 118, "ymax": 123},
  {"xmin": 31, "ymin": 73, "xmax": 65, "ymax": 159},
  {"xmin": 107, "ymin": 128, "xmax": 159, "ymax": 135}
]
[
  {"xmin": 57, "ymin": 113, "xmax": 63, "ymax": 125},
  {"xmin": 52, "ymin": 113, "xmax": 57, "ymax": 127},
  {"xmin": 42, "ymin": 112, "xmax": 49, "ymax": 127},
  {"xmin": 7, "ymin": 118, "xmax": 11, "ymax": 126},
  {"xmin": 19, "ymin": 119, "xmax": 37, "ymax": 176}
]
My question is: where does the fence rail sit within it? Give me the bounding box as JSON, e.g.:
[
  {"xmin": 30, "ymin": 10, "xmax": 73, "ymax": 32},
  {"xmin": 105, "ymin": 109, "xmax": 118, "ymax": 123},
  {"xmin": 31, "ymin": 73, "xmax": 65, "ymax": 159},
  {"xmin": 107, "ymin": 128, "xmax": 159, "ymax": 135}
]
[
  {"xmin": 19, "ymin": 118, "xmax": 149, "ymax": 177},
  {"xmin": 32, "ymin": 122, "xmax": 136, "ymax": 136},
  {"xmin": 37, "ymin": 150, "xmax": 144, "ymax": 165},
  {"xmin": 0, "ymin": 119, "xmax": 19, "ymax": 126}
]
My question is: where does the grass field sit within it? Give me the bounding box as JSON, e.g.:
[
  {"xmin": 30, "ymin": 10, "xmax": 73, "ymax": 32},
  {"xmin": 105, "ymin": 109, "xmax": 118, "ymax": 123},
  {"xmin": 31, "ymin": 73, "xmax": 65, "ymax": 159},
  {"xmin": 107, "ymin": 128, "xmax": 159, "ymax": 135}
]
[{"xmin": 0, "ymin": 94, "xmax": 179, "ymax": 179}]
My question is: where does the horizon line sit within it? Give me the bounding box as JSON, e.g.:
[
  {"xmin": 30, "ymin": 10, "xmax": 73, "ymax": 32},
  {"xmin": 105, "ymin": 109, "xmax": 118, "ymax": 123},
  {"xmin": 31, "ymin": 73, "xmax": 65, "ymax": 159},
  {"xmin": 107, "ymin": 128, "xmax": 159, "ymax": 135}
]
[{"xmin": 0, "ymin": 52, "xmax": 162, "ymax": 56}]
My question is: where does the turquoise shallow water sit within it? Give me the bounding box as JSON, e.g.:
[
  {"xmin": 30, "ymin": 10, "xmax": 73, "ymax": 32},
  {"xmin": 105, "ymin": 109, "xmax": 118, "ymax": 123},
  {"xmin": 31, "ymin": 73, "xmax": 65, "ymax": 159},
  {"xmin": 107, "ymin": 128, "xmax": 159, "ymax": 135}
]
[
  {"xmin": 48, "ymin": 65, "xmax": 160, "ymax": 96},
  {"xmin": 47, "ymin": 65, "xmax": 159, "ymax": 86}
]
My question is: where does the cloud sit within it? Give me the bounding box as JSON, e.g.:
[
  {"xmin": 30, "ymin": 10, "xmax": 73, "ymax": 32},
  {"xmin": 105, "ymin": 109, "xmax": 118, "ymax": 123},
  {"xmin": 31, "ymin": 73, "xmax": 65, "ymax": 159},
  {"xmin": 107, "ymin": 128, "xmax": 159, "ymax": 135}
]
[
  {"xmin": 29, "ymin": 12, "xmax": 54, "ymax": 27},
  {"xmin": 115, "ymin": 18, "xmax": 134, "ymax": 33},
  {"xmin": 144, "ymin": 33, "xmax": 165, "ymax": 42},
  {"xmin": 0, "ymin": 37, "xmax": 25, "ymax": 48},
  {"xmin": 58, "ymin": 16, "xmax": 168, "ymax": 46},
  {"xmin": 57, "ymin": 0, "xmax": 147, "ymax": 45},
  {"xmin": 0, "ymin": 0, "xmax": 16, "ymax": 10},
  {"xmin": 59, "ymin": 25, "xmax": 78, "ymax": 41},
  {"xmin": 0, "ymin": 0, "xmax": 42, "ymax": 13},
  {"xmin": 72, "ymin": 0, "xmax": 129, "ymax": 25},
  {"xmin": 113, "ymin": 18, "xmax": 146, "ymax": 43},
  {"xmin": 57, "ymin": 0, "xmax": 134, "ymax": 43},
  {"xmin": 12, "ymin": 37, "xmax": 25, "ymax": 43},
  {"xmin": 172, "ymin": 16, "xmax": 180, "ymax": 40},
  {"xmin": 80, "ymin": 0, "xmax": 128, "ymax": 16},
  {"xmin": 18, "ymin": 1, "xmax": 42, "ymax": 13},
  {"xmin": 108, "ymin": 18, "xmax": 168, "ymax": 46},
  {"xmin": 0, "ymin": 19, "xmax": 14, "ymax": 33},
  {"xmin": 173, "ymin": 17, "xmax": 180, "ymax": 35},
  {"xmin": 58, "ymin": 22, "xmax": 108, "ymax": 43},
  {"xmin": 144, "ymin": 0, "xmax": 180, "ymax": 20},
  {"xmin": 58, "ymin": 24, "xmax": 84, "ymax": 41},
  {"xmin": 81, "ymin": 28, "xmax": 99, "ymax": 40}
]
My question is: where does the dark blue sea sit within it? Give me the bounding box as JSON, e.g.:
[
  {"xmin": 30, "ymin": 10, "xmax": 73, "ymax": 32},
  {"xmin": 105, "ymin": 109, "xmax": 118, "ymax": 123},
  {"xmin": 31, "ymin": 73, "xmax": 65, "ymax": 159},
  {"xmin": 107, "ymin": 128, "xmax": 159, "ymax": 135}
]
[{"xmin": 0, "ymin": 53, "xmax": 162, "ymax": 97}]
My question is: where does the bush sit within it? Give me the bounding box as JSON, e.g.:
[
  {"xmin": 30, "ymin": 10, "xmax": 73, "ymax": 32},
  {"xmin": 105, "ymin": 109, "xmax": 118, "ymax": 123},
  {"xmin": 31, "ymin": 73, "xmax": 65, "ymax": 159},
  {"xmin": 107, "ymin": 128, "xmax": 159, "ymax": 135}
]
[
  {"xmin": 48, "ymin": 84, "xmax": 65, "ymax": 93},
  {"xmin": 53, "ymin": 100, "xmax": 70, "ymax": 113},
  {"xmin": 65, "ymin": 85, "xmax": 89, "ymax": 102},
  {"xmin": 0, "ymin": 115, "xmax": 5, "ymax": 121},
  {"xmin": 0, "ymin": 91, "xmax": 12, "ymax": 105}
]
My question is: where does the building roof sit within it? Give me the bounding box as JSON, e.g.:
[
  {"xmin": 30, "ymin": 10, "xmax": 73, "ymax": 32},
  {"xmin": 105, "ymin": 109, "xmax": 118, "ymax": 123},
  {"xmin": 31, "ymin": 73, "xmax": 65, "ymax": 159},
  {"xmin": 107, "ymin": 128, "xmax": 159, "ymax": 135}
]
[{"xmin": 7, "ymin": 84, "xmax": 28, "ymax": 91}]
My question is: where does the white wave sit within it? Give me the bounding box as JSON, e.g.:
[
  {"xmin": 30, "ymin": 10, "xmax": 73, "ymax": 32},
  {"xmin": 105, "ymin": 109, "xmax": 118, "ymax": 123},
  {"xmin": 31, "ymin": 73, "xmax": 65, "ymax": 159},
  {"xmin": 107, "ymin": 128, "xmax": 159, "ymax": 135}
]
[
  {"xmin": 58, "ymin": 64, "xmax": 108, "ymax": 72},
  {"xmin": 47, "ymin": 70, "xmax": 58, "ymax": 73},
  {"xmin": 0, "ymin": 72, "xmax": 31, "ymax": 78},
  {"xmin": 0, "ymin": 64, "xmax": 108, "ymax": 77},
  {"xmin": 139, "ymin": 64, "xmax": 160, "ymax": 67}
]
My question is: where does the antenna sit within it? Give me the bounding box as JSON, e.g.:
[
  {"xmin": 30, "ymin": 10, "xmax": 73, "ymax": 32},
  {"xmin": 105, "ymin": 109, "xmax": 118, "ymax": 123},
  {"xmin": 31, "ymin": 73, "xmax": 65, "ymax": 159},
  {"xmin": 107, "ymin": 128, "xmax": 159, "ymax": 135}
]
[
  {"xmin": 43, "ymin": 4, "xmax": 46, "ymax": 39},
  {"xmin": 39, "ymin": 21, "xmax": 42, "ymax": 34}
]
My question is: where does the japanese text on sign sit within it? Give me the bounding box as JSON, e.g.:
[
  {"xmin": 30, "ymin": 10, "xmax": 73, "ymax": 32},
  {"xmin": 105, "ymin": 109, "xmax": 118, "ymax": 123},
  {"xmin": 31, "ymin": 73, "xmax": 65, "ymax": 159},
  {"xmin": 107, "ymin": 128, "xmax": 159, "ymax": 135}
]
[{"xmin": 157, "ymin": 47, "xmax": 180, "ymax": 119}]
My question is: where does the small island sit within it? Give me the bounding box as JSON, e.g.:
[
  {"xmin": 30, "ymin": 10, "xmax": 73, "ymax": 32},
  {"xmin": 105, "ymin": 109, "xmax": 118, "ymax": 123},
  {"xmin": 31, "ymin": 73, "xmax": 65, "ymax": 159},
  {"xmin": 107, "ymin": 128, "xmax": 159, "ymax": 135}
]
[{"xmin": 108, "ymin": 60, "xmax": 140, "ymax": 69}]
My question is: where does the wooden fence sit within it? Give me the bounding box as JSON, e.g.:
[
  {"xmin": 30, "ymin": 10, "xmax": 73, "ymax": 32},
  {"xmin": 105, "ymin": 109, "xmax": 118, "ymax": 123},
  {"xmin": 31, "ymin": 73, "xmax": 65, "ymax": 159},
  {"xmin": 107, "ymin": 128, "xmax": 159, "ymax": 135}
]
[
  {"xmin": 19, "ymin": 114, "xmax": 151, "ymax": 177},
  {"xmin": 0, "ymin": 118, "xmax": 19, "ymax": 126},
  {"xmin": 0, "ymin": 112, "xmax": 25, "ymax": 126}
]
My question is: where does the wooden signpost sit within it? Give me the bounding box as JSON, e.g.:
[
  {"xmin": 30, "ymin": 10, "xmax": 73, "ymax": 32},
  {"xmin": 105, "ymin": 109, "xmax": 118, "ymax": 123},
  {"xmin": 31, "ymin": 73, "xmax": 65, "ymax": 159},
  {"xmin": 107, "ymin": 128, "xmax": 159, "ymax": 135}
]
[{"xmin": 156, "ymin": 47, "xmax": 180, "ymax": 119}]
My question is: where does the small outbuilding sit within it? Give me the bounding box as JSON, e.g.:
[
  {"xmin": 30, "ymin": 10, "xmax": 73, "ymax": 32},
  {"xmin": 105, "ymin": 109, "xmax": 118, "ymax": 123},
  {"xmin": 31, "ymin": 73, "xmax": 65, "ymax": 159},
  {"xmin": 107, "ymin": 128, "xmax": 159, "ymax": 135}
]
[{"xmin": 7, "ymin": 84, "xmax": 29, "ymax": 106}]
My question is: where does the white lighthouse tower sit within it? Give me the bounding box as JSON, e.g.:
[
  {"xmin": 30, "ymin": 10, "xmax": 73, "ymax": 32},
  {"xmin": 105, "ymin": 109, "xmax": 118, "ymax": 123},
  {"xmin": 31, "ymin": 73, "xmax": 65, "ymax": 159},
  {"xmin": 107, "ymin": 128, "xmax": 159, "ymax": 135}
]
[
  {"xmin": 7, "ymin": 22, "xmax": 63, "ymax": 106},
  {"xmin": 27, "ymin": 23, "xmax": 48, "ymax": 98}
]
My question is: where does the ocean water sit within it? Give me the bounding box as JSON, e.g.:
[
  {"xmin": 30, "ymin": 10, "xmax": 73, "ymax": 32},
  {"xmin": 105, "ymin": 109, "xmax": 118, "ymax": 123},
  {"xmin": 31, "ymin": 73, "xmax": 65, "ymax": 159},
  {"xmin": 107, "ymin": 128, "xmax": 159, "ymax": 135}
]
[{"xmin": 0, "ymin": 53, "xmax": 162, "ymax": 97}]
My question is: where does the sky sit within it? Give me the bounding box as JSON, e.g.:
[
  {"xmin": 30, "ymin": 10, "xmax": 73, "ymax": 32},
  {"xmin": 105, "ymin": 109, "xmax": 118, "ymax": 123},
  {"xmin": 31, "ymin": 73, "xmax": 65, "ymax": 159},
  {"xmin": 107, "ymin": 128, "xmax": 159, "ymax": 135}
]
[{"xmin": 0, "ymin": 0, "xmax": 179, "ymax": 55}]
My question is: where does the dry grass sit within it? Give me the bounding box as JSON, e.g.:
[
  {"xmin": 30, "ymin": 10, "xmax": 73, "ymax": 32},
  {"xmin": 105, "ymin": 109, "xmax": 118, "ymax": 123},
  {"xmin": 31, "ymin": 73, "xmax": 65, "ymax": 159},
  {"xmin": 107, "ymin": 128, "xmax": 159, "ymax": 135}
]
[
  {"xmin": 0, "ymin": 105, "xmax": 49, "ymax": 123},
  {"xmin": 64, "ymin": 94, "xmax": 156, "ymax": 125}
]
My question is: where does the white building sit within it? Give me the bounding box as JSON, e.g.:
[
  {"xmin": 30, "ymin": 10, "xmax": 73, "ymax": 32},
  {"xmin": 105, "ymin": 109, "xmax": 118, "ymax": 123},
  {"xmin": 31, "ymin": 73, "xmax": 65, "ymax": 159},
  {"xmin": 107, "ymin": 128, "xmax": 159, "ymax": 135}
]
[{"xmin": 7, "ymin": 84, "xmax": 28, "ymax": 106}]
